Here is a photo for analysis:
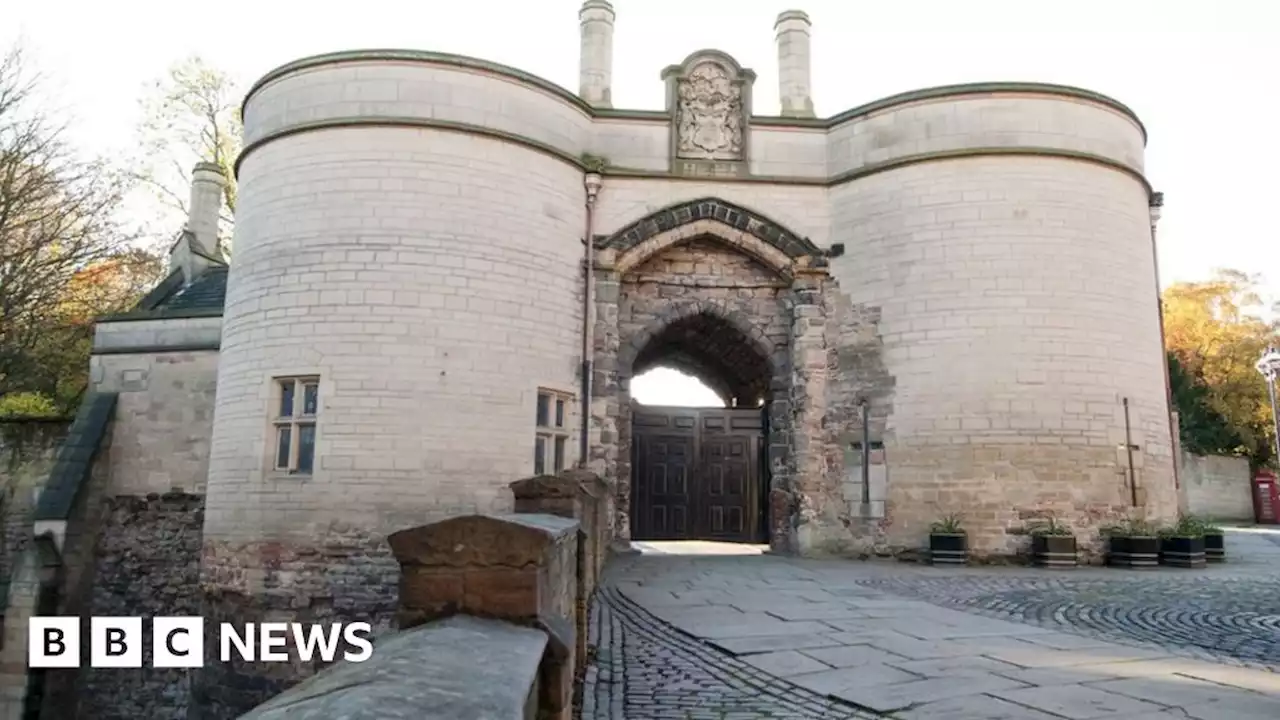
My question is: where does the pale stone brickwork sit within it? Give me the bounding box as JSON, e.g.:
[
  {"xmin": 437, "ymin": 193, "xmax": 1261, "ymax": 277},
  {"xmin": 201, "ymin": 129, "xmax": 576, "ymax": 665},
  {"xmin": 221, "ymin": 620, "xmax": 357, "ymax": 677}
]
[
  {"xmin": 828, "ymin": 156, "xmax": 1174, "ymax": 555},
  {"xmin": 0, "ymin": 9, "xmax": 1170, "ymax": 716},
  {"xmin": 207, "ymin": 127, "xmax": 584, "ymax": 542},
  {"xmin": 88, "ymin": 351, "xmax": 219, "ymax": 495},
  {"xmin": 578, "ymin": 0, "xmax": 615, "ymax": 108},
  {"xmin": 826, "ymin": 95, "xmax": 1145, "ymax": 176},
  {"xmin": 774, "ymin": 11, "xmax": 815, "ymax": 118},
  {"xmin": 1179, "ymin": 452, "xmax": 1253, "ymax": 521}
]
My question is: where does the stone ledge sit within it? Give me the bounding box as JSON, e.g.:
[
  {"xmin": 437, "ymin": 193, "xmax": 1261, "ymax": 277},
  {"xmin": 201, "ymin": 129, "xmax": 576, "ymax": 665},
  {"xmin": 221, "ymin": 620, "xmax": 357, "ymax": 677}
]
[{"xmin": 240, "ymin": 615, "xmax": 548, "ymax": 720}]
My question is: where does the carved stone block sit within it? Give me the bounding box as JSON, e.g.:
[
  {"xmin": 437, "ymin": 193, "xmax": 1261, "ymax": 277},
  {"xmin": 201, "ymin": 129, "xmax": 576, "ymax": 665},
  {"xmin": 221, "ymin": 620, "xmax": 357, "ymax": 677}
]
[
  {"xmin": 662, "ymin": 50, "xmax": 755, "ymax": 173},
  {"xmin": 387, "ymin": 513, "xmax": 580, "ymax": 720}
]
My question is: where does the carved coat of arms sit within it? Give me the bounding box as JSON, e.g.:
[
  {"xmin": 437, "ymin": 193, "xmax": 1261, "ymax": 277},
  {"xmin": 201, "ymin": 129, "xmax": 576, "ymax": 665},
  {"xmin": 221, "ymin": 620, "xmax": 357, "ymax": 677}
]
[{"xmin": 676, "ymin": 61, "xmax": 743, "ymax": 161}]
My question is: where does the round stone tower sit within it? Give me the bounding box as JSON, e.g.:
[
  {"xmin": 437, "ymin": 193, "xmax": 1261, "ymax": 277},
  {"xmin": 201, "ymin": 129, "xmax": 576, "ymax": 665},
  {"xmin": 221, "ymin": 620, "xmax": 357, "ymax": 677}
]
[
  {"xmin": 825, "ymin": 85, "xmax": 1176, "ymax": 555},
  {"xmin": 197, "ymin": 49, "xmax": 597, "ymax": 713}
]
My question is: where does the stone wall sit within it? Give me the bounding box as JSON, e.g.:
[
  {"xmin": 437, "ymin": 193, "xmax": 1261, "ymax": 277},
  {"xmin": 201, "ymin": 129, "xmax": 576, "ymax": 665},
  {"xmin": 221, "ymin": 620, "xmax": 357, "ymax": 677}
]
[
  {"xmin": 88, "ymin": 349, "xmax": 218, "ymax": 495},
  {"xmin": 240, "ymin": 510, "xmax": 586, "ymax": 720},
  {"xmin": 195, "ymin": 532, "xmax": 400, "ymax": 718},
  {"xmin": 0, "ymin": 419, "xmax": 70, "ymax": 582},
  {"xmin": 827, "ymin": 155, "xmax": 1175, "ymax": 558},
  {"xmin": 1179, "ymin": 452, "xmax": 1253, "ymax": 521},
  {"xmin": 0, "ymin": 418, "xmax": 70, "ymax": 716},
  {"xmin": 594, "ymin": 233, "xmax": 792, "ymax": 545},
  {"xmin": 28, "ymin": 347, "xmax": 219, "ymax": 719},
  {"xmin": 74, "ymin": 492, "xmax": 204, "ymax": 719}
]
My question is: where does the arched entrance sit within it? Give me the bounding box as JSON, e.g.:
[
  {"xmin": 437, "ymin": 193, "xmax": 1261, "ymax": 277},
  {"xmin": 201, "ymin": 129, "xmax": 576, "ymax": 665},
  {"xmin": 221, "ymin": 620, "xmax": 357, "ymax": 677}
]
[
  {"xmin": 629, "ymin": 309, "xmax": 774, "ymax": 542},
  {"xmin": 590, "ymin": 197, "xmax": 828, "ymax": 551}
]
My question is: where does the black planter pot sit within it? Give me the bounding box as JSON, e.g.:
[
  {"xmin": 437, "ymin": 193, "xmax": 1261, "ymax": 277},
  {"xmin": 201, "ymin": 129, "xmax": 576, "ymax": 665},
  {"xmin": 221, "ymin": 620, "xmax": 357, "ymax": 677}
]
[
  {"xmin": 1032, "ymin": 535, "xmax": 1077, "ymax": 568},
  {"xmin": 1204, "ymin": 532, "xmax": 1226, "ymax": 563},
  {"xmin": 929, "ymin": 533, "xmax": 967, "ymax": 565},
  {"xmin": 1107, "ymin": 535, "xmax": 1159, "ymax": 568},
  {"xmin": 1160, "ymin": 535, "xmax": 1206, "ymax": 568}
]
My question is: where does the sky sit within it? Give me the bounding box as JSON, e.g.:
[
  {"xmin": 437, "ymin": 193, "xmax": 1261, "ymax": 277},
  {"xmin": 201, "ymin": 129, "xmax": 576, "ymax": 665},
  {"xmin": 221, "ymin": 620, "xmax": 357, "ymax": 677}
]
[{"xmin": 5, "ymin": 0, "xmax": 1278, "ymax": 406}]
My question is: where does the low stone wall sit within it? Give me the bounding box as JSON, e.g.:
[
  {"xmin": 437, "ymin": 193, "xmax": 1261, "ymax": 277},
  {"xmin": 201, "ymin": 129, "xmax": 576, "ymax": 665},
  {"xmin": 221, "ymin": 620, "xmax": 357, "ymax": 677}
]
[
  {"xmin": 239, "ymin": 511, "xmax": 584, "ymax": 720},
  {"xmin": 1180, "ymin": 452, "xmax": 1253, "ymax": 521},
  {"xmin": 240, "ymin": 615, "xmax": 547, "ymax": 719}
]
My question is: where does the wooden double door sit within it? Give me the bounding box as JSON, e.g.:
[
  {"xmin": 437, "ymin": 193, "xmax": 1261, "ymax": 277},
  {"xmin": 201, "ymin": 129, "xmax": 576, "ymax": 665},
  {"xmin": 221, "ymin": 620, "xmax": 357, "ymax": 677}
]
[{"xmin": 631, "ymin": 406, "xmax": 765, "ymax": 543}]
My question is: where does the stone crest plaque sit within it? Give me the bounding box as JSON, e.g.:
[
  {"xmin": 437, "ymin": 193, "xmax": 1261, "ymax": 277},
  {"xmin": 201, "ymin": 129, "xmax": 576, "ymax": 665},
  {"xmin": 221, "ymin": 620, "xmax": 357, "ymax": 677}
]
[{"xmin": 662, "ymin": 50, "xmax": 755, "ymax": 176}]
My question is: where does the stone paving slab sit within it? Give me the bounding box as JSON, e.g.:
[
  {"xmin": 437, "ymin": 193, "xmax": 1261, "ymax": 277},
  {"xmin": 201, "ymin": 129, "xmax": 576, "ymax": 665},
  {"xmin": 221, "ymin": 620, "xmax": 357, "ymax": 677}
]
[
  {"xmin": 895, "ymin": 694, "xmax": 1064, "ymax": 719},
  {"xmin": 581, "ymin": 528, "xmax": 1280, "ymax": 719},
  {"xmin": 991, "ymin": 684, "xmax": 1166, "ymax": 718}
]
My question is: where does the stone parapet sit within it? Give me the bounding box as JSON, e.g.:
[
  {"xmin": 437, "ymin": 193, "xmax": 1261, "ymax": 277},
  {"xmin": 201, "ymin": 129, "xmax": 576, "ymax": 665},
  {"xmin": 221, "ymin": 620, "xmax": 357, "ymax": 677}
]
[
  {"xmin": 240, "ymin": 615, "xmax": 548, "ymax": 720},
  {"xmin": 509, "ymin": 470, "xmax": 610, "ymax": 669},
  {"xmin": 388, "ymin": 513, "xmax": 580, "ymax": 720}
]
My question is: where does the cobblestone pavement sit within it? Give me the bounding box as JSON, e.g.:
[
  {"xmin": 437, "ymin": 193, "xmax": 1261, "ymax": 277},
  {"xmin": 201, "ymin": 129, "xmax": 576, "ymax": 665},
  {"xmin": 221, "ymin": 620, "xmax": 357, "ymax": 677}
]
[
  {"xmin": 578, "ymin": 528, "xmax": 1280, "ymax": 719},
  {"xmin": 581, "ymin": 586, "xmax": 879, "ymax": 719},
  {"xmin": 852, "ymin": 573, "xmax": 1280, "ymax": 670}
]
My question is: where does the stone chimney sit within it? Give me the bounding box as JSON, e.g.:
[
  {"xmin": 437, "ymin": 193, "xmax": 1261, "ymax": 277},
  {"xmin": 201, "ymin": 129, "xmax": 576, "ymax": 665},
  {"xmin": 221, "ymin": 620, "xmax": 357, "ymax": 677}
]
[
  {"xmin": 775, "ymin": 10, "xmax": 815, "ymax": 118},
  {"xmin": 187, "ymin": 161, "xmax": 226, "ymax": 256},
  {"xmin": 578, "ymin": 0, "xmax": 615, "ymax": 108},
  {"xmin": 168, "ymin": 162, "xmax": 227, "ymax": 283}
]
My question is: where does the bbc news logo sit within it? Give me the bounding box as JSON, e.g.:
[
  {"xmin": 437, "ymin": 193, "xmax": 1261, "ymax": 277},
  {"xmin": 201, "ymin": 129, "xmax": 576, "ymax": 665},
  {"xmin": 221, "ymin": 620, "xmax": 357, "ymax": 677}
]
[{"xmin": 29, "ymin": 617, "xmax": 373, "ymax": 668}]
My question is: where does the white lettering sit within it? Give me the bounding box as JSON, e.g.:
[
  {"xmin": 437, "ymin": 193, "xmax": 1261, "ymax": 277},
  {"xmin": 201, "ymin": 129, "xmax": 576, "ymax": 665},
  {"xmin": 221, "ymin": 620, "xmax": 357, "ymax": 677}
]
[
  {"xmin": 259, "ymin": 623, "xmax": 289, "ymax": 661},
  {"xmin": 342, "ymin": 622, "xmax": 373, "ymax": 662},
  {"xmin": 220, "ymin": 623, "xmax": 254, "ymax": 662},
  {"xmin": 290, "ymin": 623, "xmax": 343, "ymax": 663}
]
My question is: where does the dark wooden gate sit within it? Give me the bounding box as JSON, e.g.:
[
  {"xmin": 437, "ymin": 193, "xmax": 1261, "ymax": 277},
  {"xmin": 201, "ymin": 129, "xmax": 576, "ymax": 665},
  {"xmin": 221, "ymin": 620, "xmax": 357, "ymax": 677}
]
[{"xmin": 631, "ymin": 405, "xmax": 763, "ymax": 543}]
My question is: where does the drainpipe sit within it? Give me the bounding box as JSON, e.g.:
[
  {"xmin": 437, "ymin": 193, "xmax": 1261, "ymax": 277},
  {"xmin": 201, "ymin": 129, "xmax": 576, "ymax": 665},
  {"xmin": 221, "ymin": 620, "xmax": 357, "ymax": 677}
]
[
  {"xmin": 1149, "ymin": 191, "xmax": 1179, "ymax": 491},
  {"xmin": 579, "ymin": 172, "xmax": 603, "ymax": 468}
]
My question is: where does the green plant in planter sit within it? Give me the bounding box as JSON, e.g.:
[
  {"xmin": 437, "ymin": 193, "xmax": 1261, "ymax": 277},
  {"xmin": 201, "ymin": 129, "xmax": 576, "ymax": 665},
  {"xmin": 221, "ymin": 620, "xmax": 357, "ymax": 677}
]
[
  {"xmin": 1193, "ymin": 515, "xmax": 1227, "ymax": 563},
  {"xmin": 1030, "ymin": 518, "xmax": 1077, "ymax": 568},
  {"xmin": 1105, "ymin": 518, "xmax": 1160, "ymax": 569},
  {"xmin": 928, "ymin": 513, "xmax": 966, "ymax": 566},
  {"xmin": 930, "ymin": 514, "xmax": 965, "ymax": 534},
  {"xmin": 1029, "ymin": 518, "xmax": 1073, "ymax": 536},
  {"xmin": 1158, "ymin": 515, "xmax": 1207, "ymax": 568}
]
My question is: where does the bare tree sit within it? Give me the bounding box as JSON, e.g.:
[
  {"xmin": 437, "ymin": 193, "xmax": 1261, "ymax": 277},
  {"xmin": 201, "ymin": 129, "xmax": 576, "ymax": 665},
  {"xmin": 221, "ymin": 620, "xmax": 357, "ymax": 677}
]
[
  {"xmin": 0, "ymin": 43, "xmax": 142, "ymax": 407},
  {"xmin": 132, "ymin": 56, "xmax": 242, "ymax": 256}
]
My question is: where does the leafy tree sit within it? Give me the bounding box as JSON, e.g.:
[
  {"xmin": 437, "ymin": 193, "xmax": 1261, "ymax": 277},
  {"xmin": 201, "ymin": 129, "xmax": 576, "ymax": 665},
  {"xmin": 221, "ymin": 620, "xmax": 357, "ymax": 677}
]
[
  {"xmin": 0, "ymin": 44, "xmax": 162, "ymax": 412},
  {"xmin": 1162, "ymin": 269, "xmax": 1280, "ymax": 469},
  {"xmin": 132, "ymin": 55, "xmax": 242, "ymax": 256},
  {"xmin": 1168, "ymin": 351, "xmax": 1245, "ymax": 457}
]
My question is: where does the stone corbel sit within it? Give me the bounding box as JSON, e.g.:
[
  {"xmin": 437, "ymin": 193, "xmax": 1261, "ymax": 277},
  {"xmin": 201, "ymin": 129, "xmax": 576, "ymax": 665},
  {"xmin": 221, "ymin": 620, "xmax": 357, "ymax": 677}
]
[
  {"xmin": 791, "ymin": 255, "xmax": 830, "ymax": 285},
  {"xmin": 594, "ymin": 247, "xmax": 617, "ymax": 271}
]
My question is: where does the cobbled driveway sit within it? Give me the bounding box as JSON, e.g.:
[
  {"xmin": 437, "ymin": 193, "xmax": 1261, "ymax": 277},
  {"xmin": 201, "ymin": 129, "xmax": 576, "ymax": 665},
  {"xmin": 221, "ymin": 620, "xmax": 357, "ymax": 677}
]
[{"xmin": 579, "ymin": 527, "xmax": 1280, "ymax": 719}]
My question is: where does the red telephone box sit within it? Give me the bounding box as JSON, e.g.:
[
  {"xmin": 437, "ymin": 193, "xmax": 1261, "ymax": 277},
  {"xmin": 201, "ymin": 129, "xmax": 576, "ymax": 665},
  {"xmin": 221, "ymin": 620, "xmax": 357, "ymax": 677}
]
[{"xmin": 1253, "ymin": 470, "xmax": 1280, "ymax": 524}]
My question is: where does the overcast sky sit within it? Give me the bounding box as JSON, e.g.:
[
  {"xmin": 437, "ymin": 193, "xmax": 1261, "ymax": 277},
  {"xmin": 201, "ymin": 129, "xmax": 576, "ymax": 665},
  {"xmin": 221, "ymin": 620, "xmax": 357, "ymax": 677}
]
[{"xmin": 6, "ymin": 0, "xmax": 1278, "ymax": 404}]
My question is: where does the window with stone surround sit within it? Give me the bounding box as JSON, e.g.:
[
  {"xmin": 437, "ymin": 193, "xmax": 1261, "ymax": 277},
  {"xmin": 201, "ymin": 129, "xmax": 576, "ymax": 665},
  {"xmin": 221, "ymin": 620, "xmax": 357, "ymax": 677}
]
[
  {"xmin": 273, "ymin": 376, "xmax": 319, "ymax": 475},
  {"xmin": 535, "ymin": 388, "xmax": 573, "ymax": 476}
]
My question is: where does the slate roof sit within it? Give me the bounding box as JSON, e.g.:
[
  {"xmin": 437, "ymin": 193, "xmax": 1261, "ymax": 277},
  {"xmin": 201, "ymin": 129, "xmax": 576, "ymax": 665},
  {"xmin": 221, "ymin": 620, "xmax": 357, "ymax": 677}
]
[
  {"xmin": 138, "ymin": 266, "xmax": 230, "ymax": 313},
  {"xmin": 33, "ymin": 392, "xmax": 117, "ymax": 522}
]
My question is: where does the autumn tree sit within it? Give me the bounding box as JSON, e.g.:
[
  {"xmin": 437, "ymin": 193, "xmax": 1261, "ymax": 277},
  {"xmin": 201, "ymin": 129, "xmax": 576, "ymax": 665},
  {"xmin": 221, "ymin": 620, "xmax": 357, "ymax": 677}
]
[
  {"xmin": 1162, "ymin": 269, "xmax": 1280, "ymax": 469},
  {"xmin": 132, "ymin": 55, "xmax": 242, "ymax": 256},
  {"xmin": 0, "ymin": 43, "xmax": 159, "ymax": 414}
]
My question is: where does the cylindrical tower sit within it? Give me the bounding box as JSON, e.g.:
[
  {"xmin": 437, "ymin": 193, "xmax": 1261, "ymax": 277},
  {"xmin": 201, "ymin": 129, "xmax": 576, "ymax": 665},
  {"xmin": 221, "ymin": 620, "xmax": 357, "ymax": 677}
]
[
  {"xmin": 197, "ymin": 51, "xmax": 589, "ymax": 715},
  {"xmin": 579, "ymin": 0, "xmax": 616, "ymax": 108},
  {"xmin": 827, "ymin": 87, "xmax": 1175, "ymax": 556}
]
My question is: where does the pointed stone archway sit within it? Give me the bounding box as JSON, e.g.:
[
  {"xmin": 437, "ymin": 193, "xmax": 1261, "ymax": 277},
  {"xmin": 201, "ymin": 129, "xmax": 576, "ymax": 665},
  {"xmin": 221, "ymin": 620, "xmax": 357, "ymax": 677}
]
[{"xmin": 589, "ymin": 197, "xmax": 834, "ymax": 553}]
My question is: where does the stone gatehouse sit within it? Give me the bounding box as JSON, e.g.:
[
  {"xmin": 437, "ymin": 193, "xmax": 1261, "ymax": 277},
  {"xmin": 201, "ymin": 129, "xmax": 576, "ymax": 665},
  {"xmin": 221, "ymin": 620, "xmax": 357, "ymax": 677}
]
[{"xmin": 0, "ymin": 3, "xmax": 1181, "ymax": 718}]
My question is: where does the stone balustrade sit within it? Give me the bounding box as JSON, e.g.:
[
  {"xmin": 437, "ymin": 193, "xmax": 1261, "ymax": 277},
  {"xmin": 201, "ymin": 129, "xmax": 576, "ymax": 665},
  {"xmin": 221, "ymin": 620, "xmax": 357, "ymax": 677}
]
[{"xmin": 238, "ymin": 469, "xmax": 611, "ymax": 720}]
